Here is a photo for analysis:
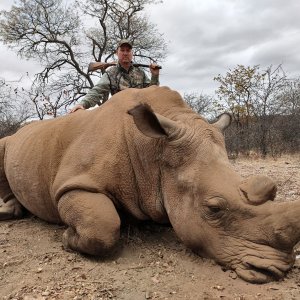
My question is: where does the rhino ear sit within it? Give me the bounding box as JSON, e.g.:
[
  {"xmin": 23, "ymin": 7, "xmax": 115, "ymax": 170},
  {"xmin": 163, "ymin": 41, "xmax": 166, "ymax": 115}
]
[
  {"xmin": 239, "ymin": 175, "xmax": 277, "ymax": 205},
  {"xmin": 212, "ymin": 113, "xmax": 232, "ymax": 132},
  {"xmin": 128, "ymin": 103, "xmax": 178, "ymax": 139}
]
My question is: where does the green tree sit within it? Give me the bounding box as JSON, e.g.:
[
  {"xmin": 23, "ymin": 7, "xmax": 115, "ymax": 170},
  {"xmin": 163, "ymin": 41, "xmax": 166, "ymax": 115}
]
[
  {"xmin": 214, "ymin": 64, "xmax": 288, "ymax": 157},
  {"xmin": 214, "ymin": 65, "xmax": 262, "ymax": 123},
  {"xmin": 214, "ymin": 65, "xmax": 261, "ymax": 155}
]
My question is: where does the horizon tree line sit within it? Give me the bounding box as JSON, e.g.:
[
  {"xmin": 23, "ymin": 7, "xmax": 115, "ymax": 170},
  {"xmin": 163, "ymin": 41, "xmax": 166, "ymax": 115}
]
[{"xmin": 0, "ymin": 0, "xmax": 299, "ymax": 157}]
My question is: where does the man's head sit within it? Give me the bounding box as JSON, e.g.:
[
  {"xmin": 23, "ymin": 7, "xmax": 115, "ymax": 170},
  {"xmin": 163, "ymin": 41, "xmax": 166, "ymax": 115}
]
[
  {"xmin": 116, "ymin": 39, "xmax": 133, "ymax": 68},
  {"xmin": 117, "ymin": 39, "xmax": 132, "ymax": 50}
]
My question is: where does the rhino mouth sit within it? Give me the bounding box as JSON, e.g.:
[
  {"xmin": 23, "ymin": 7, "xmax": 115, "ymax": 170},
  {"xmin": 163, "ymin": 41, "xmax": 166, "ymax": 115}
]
[
  {"xmin": 214, "ymin": 237, "xmax": 296, "ymax": 283},
  {"xmin": 233, "ymin": 254, "xmax": 294, "ymax": 284}
]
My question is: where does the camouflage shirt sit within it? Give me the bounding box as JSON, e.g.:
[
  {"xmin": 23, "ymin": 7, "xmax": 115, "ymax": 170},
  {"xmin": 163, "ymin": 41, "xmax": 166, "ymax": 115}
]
[{"xmin": 81, "ymin": 63, "xmax": 159, "ymax": 109}]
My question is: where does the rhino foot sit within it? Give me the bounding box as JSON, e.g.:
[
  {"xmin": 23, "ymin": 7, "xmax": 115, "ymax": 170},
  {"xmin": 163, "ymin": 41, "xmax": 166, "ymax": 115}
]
[
  {"xmin": 58, "ymin": 190, "xmax": 121, "ymax": 256},
  {"xmin": 62, "ymin": 226, "xmax": 120, "ymax": 257},
  {"xmin": 0, "ymin": 197, "xmax": 25, "ymax": 220}
]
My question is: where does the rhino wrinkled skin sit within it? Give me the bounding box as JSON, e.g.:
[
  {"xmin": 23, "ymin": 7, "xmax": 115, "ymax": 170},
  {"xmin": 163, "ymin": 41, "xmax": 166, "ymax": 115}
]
[{"xmin": 0, "ymin": 86, "xmax": 299, "ymax": 283}]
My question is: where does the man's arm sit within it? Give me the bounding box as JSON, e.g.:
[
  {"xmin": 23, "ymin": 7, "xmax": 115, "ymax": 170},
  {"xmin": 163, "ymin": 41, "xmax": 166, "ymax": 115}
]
[
  {"xmin": 81, "ymin": 73, "xmax": 111, "ymax": 108},
  {"xmin": 144, "ymin": 63, "xmax": 160, "ymax": 87},
  {"xmin": 70, "ymin": 73, "xmax": 111, "ymax": 113}
]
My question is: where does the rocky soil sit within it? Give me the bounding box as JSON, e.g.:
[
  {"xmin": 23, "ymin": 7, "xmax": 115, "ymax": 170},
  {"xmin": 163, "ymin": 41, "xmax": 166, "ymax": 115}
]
[{"xmin": 0, "ymin": 155, "xmax": 299, "ymax": 300}]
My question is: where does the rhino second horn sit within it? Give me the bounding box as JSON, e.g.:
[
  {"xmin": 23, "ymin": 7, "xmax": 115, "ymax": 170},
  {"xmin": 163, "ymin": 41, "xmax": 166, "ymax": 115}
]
[
  {"xmin": 212, "ymin": 113, "xmax": 232, "ymax": 131},
  {"xmin": 239, "ymin": 175, "xmax": 277, "ymax": 205}
]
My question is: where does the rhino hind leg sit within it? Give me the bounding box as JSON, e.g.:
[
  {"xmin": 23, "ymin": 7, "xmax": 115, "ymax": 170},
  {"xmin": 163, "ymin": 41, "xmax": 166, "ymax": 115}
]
[
  {"xmin": 58, "ymin": 190, "xmax": 121, "ymax": 256},
  {"xmin": 0, "ymin": 137, "xmax": 26, "ymax": 220},
  {"xmin": 0, "ymin": 197, "xmax": 25, "ymax": 220}
]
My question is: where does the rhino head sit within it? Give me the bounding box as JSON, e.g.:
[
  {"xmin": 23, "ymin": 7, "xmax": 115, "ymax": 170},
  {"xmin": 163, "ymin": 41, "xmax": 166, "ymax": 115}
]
[{"xmin": 129, "ymin": 104, "xmax": 299, "ymax": 283}]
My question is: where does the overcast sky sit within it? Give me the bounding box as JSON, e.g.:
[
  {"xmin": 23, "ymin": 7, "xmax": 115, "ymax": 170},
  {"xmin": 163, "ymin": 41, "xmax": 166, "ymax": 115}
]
[{"xmin": 1, "ymin": 0, "xmax": 300, "ymax": 96}]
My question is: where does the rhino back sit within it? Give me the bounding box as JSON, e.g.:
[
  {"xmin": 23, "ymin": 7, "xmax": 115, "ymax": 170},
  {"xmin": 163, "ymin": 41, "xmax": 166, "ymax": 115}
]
[
  {"xmin": 53, "ymin": 87, "xmax": 187, "ymax": 219},
  {"xmin": 4, "ymin": 86, "xmax": 190, "ymax": 222}
]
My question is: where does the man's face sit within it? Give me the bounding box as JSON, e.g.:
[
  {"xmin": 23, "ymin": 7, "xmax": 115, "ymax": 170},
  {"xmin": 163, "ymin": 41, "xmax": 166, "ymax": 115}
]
[{"xmin": 117, "ymin": 45, "xmax": 133, "ymax": 64}]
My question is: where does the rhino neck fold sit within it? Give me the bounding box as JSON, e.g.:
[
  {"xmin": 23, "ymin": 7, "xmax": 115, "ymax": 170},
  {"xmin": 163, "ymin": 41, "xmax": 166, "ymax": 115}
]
[{"xmin": 125, "ymin": 133, "xmax": 169, "ymax": 223}]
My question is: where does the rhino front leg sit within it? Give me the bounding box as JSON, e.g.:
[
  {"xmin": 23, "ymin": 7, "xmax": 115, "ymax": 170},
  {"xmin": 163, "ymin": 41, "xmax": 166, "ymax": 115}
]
[
  {"xmin": 0, "ymin": 197, "xmax": 25, "ymax": 221},
  {"xmin": 58, "ymin": 190, "xmax": 121, "ymax": 256}
]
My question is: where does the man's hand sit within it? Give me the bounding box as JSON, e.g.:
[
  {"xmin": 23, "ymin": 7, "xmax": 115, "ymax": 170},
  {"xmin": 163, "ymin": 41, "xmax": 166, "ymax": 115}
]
[
  {"xmin": 69, "ymin": 104, "xmax": 85, "ymax": 113},
  {"xmin": 150, "ymin": 63, "xmax": 160, "ymax": 76}
]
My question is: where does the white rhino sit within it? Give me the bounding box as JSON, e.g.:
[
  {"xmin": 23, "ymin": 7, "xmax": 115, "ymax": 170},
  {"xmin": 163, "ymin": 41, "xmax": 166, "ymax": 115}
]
[{"xmin": 0, "ymin": 86, "xmax": 299, "ymax": 283}]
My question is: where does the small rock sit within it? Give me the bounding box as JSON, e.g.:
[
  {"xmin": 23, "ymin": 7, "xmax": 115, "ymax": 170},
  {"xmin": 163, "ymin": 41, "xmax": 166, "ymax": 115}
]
[
  {"xmin": 213, "ymin": 285, "xmax": 225, "ymax": 291},
  {"xmin": 151, "ymin": 275, "xmax": 159, "ymax": 284},
  {"xmin": 269, "ymin": 286, "xmax": 279, "ymax": 290},
  {"xmin": 145, "ymin": 290, "xmax": 152, "ymax": 299},
  {"xmin": 229, "ymin": 271, "xmax": 237, "ymax": 279},
  {"xmin": 158, "ymin": 251, "xmax": 163, "ymax": 258}
]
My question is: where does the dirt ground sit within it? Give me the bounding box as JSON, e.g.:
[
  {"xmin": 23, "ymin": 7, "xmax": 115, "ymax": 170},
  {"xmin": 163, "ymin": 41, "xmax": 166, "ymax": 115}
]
[{"xmin": 1, "ymin": 155, "xmax": 299, "ymax": 300}]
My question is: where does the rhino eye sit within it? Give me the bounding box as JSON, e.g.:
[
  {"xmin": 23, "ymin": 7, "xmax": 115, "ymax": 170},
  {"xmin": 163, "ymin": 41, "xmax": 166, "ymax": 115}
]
[
  {"xmin": 204, "ymin": 198, "xmax": 226, "ymax": 219},
  {"xmin": 208, "ymin": 205, "xmax": 222, "ymax": 214}
]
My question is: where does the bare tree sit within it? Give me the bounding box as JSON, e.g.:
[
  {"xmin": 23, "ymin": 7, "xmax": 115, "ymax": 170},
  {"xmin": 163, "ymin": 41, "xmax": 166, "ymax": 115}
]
[
  {"xmin": 272, "ymin": 77, "xmax": 300, "ymax": 154},
  {"xmin": 81, "ymin": 0, "xmax": 165, "ymax": 62},
  {"xmin": 183, "ymin": 92, "xmax": 215, "ymax": 118},
  {"xmin": 29, "ymin": 81, "xmax": 71, "ymax": 119},
  {"xmin": 0, "ymin": 77, "xmax": 34, "ymax": 137},
  {"xmin": 277, "ymin": 77, "xmax": 300, "ymax": 115},
  {"xmin": 250, "ymin": 65, "xmax": 287, "ymax": 156},
  {"xmin": 0, "ymin": 0, "xmax": 167, "ymax": 117}
]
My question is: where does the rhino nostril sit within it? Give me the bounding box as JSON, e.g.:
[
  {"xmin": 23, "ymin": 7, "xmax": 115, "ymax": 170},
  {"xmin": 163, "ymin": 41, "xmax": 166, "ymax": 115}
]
[
  {"xmin": 235, "ymin": 261, "xmax": 285, "ymax": 283},
  {"xmin": 246, "ymin": 262, "xmax": 284, "ymax": 280}
]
